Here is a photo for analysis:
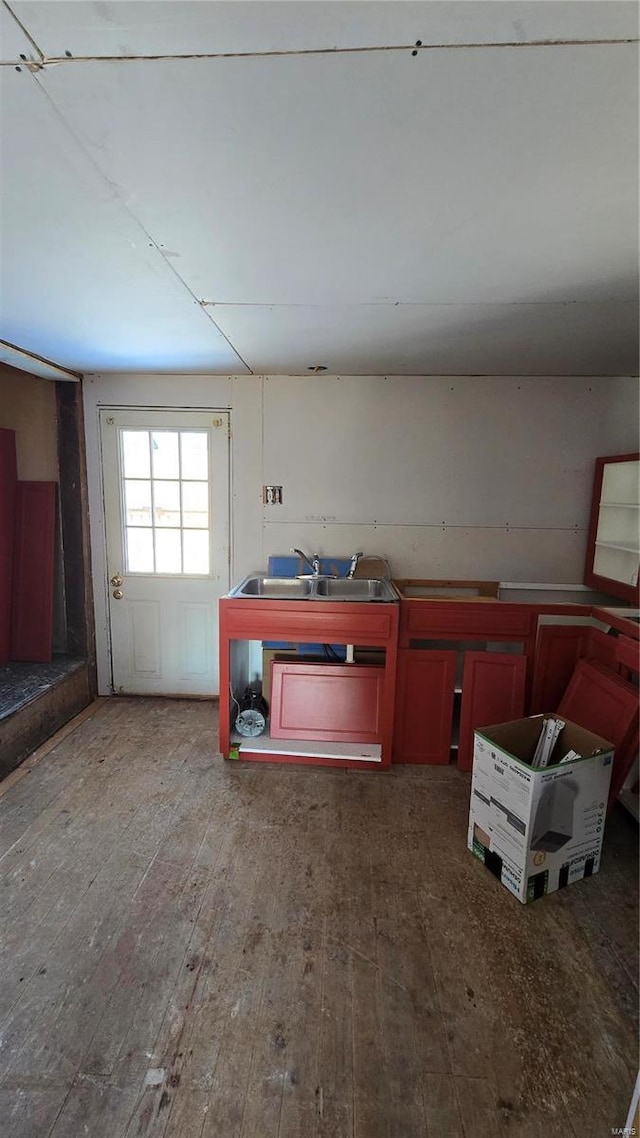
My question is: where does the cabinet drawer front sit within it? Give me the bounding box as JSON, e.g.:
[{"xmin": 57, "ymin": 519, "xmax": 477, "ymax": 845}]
[
  {"xmin": 270, "ymin": 663, "xmax": 384, "ymax": 742},
  {"xmin": 402, "ymin": 601, "xmax": 533, "ymax": 643},
  {"xmin": 222, "ymin": 601, "xmax": 396, "ymax": 644}
]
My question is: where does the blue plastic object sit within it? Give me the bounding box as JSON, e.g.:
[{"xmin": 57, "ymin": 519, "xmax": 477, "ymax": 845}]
[{"xmin": 264, "ymin": 554, "xmax": 351, "ymax": 657}]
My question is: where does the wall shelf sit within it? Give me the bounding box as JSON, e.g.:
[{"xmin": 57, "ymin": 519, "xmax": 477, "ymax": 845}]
[
  {"xmin": 600, "ymin": 502, "xmax": 640, "ymax": 509},
  {"xmin": 231, "ymin": 732, "xmax": 383, "ymax": 763},
  {"xmin": 595, "ymin": 541, "xmax": 640, "ymax": 555}
]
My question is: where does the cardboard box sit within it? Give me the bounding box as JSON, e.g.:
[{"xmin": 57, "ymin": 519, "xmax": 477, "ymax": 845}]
[{"xmin": 468, "ymin": 715, "xmax": 614, "ymax": 904}]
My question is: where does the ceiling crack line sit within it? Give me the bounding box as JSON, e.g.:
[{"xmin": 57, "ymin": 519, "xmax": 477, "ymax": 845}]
[
  {"xmin": 199, "ymin": 299, "xmax": 635, "ymax": 310},
  {"xmin": 1, "ymin": 36, "xmax": 638, "ymax": 68},
  {"xmin": 2, "ymin": 0, "xmax": 45, "ymax": 62}
]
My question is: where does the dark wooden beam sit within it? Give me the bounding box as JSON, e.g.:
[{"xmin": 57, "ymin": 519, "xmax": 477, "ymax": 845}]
[{"xmin": 55, "ymin": 381, "xmax": 97, "ymax": 695}]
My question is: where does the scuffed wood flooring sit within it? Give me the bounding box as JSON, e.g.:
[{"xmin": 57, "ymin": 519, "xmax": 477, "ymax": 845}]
[{"xmin": 0, "ymin": 697, "xmax": 637, "ymax": 1138}]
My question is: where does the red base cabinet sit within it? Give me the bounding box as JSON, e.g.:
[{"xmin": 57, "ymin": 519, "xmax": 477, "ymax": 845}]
[
  {"xmin": 393, "ymin": 649, "xmax": 456, "ymax": 764},
  {"xmin": 530, "ymin": 623, "xmax": 621, "ymax": 714},
  {"xmin": 395, "ymin": 598, "xmax": 536, "ymax": 770},
  {"xmin": 219, "ymin": 597, "xmax": 399, "ymax": 770}
]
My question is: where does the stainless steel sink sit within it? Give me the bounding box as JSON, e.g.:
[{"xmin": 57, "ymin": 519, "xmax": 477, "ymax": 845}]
[
  {"xmin": 227, "ymin": 575, "xmax": 399, "ymax": 602},
  {"xmin": 229, "ymin": 576, "xmax": 314, "ymax": 598},
  {"xmin": 315, "ymin": 578, "xmax": 397, "ymax": 600}
]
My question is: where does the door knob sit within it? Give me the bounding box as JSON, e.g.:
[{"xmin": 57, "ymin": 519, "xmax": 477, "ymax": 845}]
[
  {"xmin": 110, "ymin": 573, "xmax": 123, "ymax": 587},
  {"xmin": 112, "ymin": 588, "xmax": 124, "ymax": 600}
]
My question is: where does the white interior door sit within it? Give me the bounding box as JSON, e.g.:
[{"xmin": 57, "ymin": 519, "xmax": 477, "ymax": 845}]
[{"xmin": 100, "ymin": 409, "xmax": 229, "ymax": 695}]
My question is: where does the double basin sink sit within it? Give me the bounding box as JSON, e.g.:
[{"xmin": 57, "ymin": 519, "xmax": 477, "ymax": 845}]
[{"xmin": 228, "ymin": 575, "xmax": 399, "ymax": 603}]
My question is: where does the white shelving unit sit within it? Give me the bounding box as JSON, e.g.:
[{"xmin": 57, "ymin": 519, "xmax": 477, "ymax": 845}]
[{"xmin": 586, "ymin": 456, "xmax": 640, "ymax": 601}]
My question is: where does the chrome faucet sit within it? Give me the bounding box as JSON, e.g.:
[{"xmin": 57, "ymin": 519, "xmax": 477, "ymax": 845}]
[
  {"xmin": 291, "ymin": 548, "xmax": 320, "ymax": 576},
  {"xmin": 347, "ymin": 551, "xmax": 363, "ymax": 579}
]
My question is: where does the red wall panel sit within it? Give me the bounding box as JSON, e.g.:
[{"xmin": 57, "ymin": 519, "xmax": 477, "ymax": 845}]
[
  {"xmin": 458, "ymin": 652, "xmax": 527, "ymax": 771},
  {"xmin": 0, "ymin": 429, "xmax": 17, "ymax": 664},
  {"xmin": 270, "ymin": 662, "xmax": 384, "ymax": 743},
  {"xmin": 10, "ymin": 481, "xmax": 57, "ymax": 663}
]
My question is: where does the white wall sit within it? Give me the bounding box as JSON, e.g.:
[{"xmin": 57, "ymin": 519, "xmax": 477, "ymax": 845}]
[{"xmin": 84, "ymin": 372, "xmax": 639, "ymax": 690}]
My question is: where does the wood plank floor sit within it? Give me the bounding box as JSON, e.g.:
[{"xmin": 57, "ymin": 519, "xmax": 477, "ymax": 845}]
[{"xmin": 0, "ymin": 697, "xmax": 637, "ymax": 1138}]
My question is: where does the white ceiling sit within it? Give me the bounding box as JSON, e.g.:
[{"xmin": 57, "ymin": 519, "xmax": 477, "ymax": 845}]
[{"xmin": 0, "ymin": 1, "xmax": 638, "ymax": 376}]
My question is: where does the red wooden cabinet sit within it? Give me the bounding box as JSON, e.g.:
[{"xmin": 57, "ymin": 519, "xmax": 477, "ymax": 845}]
[
  {"xmin": 394, "ymin": 599, "xmax": 536, "ymax": 770},
  {"xmin": 393, "ymin": 649, "xmax": 457, "ymax": 764},
  {"xmin": 457, "ymin": 652, "xmax": 527, "ymax": 771},
  {"xmin": 531, "ymin": 622, "xmax": 626, "ymax": 713},
  {"xmin": 270, "ymin": 662, "xmax": 384, "ymax": 743},
  {"xmin": 219, "ymin": 597, "xmax": 399, "ymax": 768}
]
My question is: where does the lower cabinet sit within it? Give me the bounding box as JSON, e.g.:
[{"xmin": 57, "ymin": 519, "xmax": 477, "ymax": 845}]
[
  {"xmin": 393, "ymin": 648, "xmax": 528, "ymax": 767},
  {"xmin": 530, "ymin": 622, "xmax": 621, "ymax": 715},
  {"xmin": 393, "ymin": 649, "xmax": 457, "ymax": 764}
]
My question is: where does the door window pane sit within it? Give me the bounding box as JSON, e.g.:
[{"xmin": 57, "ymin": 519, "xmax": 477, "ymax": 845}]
[
  {"xmin": 155, "ymin": 529, "xmax": 182, "ymax": 573},
  {"xmin": 122, "ymin": 431, "xmax": 150, "ymax": 478},
  {"xmin": 121, "ymin": 426, "xmax": 214, "ymax": 576},
  {"xmin": 127, "ymin": 528, "xmax": 154, "ymax": 572},
  {"xmin": 153, "ymin": 480, "xmax": 181, "ymax": 527},
  {"xmin": 181, "ymin": 432, "xmax": 208, "ymax": 480},
  {"xmin": 124, "ymin": 480, "xmax": 152, "ymax": 526},
  {"xmin": 183, "ymin": 530, "xmax": 210, "ymax": 575},
  {"xmin": 182, "ymin": 482, "xmax": 208, "ymax": 528},
  {"xmin": 151, "ymin": 432, "xmax": 179, "ymax": 479}
]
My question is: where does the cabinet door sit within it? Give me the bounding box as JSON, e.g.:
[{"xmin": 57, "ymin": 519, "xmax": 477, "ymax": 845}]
[
  {"xmin": 393, "ymin": 649, "xmax": 456, "ymax": 764},
  {"xmin": 557, "ymin": 659, "xmax": 639, "ymax": 810},
  {"xmin": 458, "ymin": 652, "xmax": 527, "ymax": 771},
  {"xmin": 270, "ymin": 662, "xmax": 384, "ymax": 743},
  {"xmin": 530, "ymin": 624, "xmax": 590, "ymax": 715}
]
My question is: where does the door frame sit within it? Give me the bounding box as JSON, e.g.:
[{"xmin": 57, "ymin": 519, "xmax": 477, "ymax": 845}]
[{"xmin": 93, "ymin": 403, "xmax": 233, "ymax": 695}]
